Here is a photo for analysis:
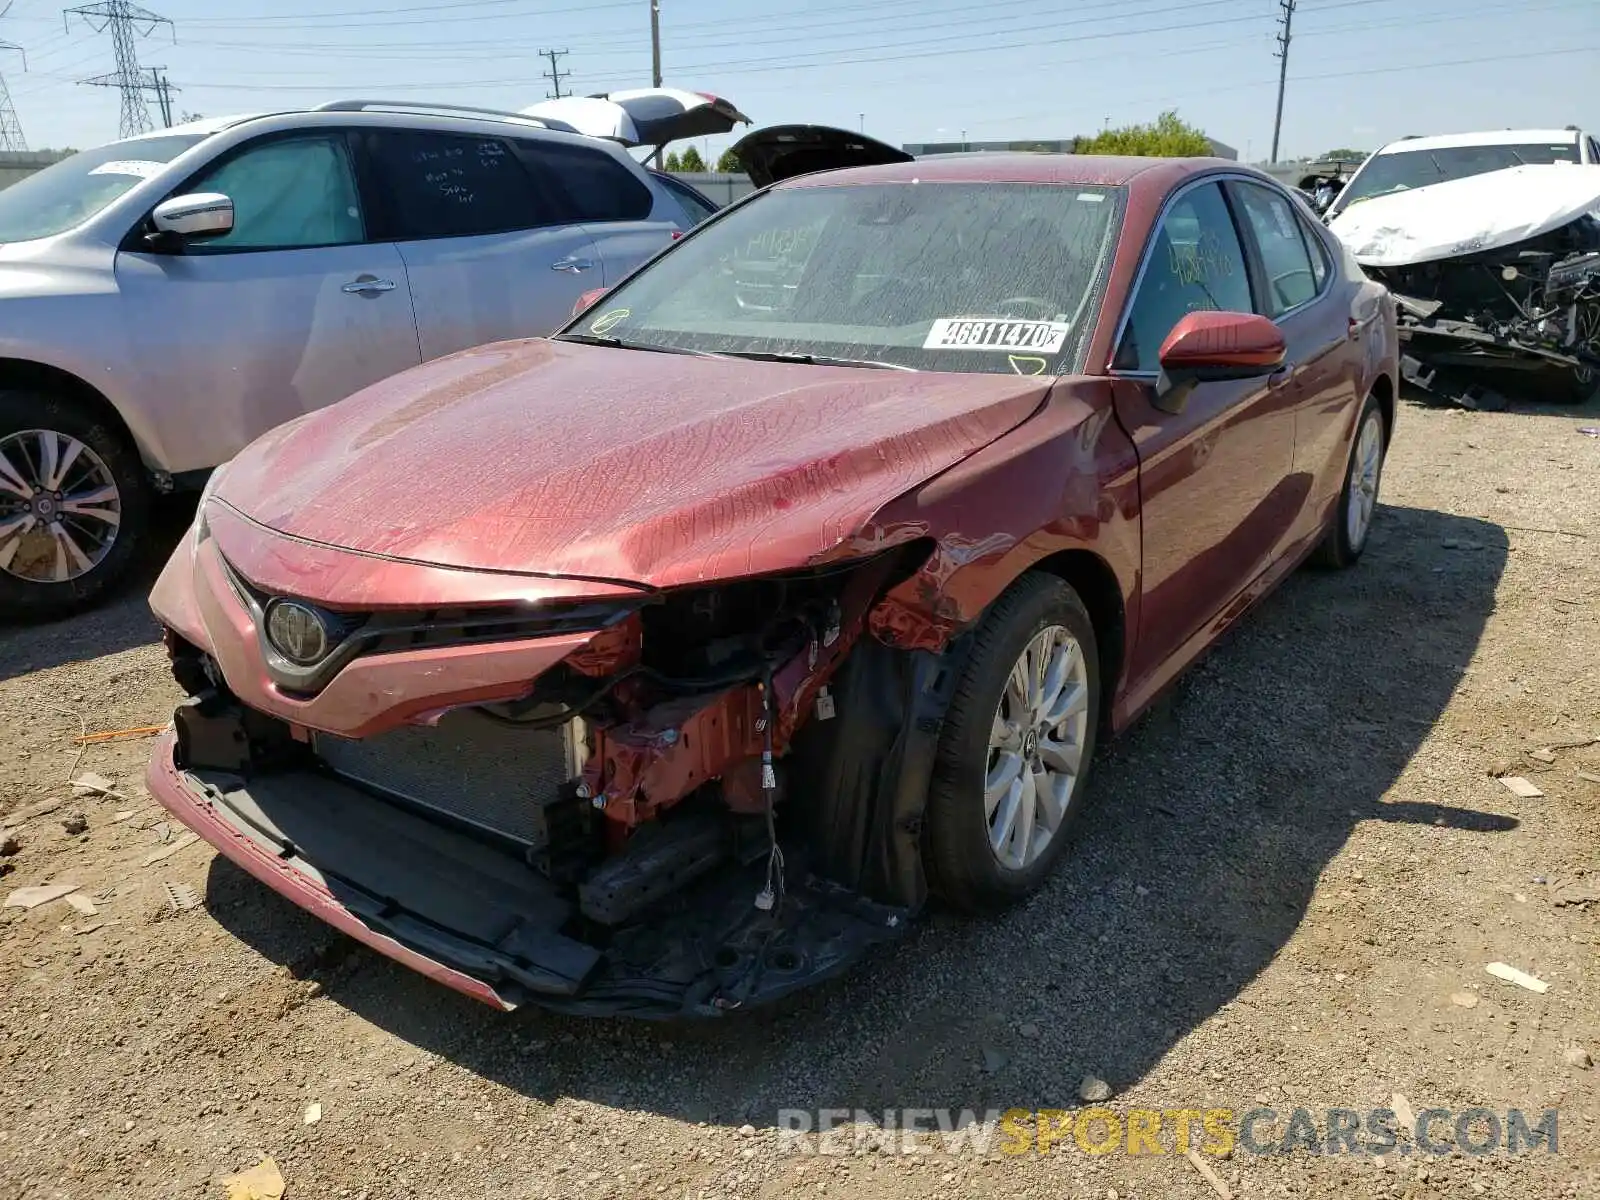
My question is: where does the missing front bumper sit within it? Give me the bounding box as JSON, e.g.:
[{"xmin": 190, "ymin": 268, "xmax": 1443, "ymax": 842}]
[{"xmin": 145, "ymin": 731, "xmax": 911, "ymax": 1018}]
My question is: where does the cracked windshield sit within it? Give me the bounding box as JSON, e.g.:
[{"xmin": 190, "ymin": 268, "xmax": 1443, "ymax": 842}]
[{"xmin": 567, "ymin": 182, "xmax": 1123, "ymax": 375}]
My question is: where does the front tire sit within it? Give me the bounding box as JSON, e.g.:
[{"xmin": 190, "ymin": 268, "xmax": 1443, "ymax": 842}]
[
  {"xmin": 925, "ymin": 574, "xmax": 1102, "ymax": 914},
  {"xmin": 1310, "ymin": 393, "xmax": 1386, "ymax": 569},
  {"xmin": 0, "ymin": 391, "xmax": 150, "ymax": 621}
]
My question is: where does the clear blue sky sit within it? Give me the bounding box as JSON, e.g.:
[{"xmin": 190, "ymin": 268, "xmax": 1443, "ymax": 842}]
[{"xmin": 1, "ymin": 0, "xmax": 1596, "ymax": 161}]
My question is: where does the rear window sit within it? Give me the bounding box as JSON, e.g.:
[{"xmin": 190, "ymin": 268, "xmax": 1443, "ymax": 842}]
[
  {"xmin": 1338, "ymin": 141, "xmax": 1582, "ymax": 209},
  {"xmin": 518, "ymin": 140, "xmax": 652, "ymax": 223},
  {"xmin": 0, "ymin": 134, "xmax": 204, "ymax": 242}
]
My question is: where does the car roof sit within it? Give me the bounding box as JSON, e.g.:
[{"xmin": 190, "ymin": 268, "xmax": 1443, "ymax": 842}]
[
  {"xmin": 776, "ymin": 153, "xmax": 1252, "ymax": 195},
  {"xmin": 1376, "ymin": 128, "xmax": 1582, "ymax": 153}
]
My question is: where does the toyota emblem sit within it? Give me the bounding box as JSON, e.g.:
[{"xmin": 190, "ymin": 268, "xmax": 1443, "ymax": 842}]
[{"xmin": 265, "ymin": 599, "xmax": 331, "ymax": 665}]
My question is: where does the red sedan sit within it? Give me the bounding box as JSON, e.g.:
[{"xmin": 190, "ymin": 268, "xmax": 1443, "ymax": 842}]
[{"xmin": 146, "ymin": 147, "xmax": 1397, "ymax": 1017}]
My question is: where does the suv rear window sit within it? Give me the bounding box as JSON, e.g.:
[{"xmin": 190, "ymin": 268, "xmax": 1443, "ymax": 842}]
[
  {"xmin": 517, "ymin": 139, "xmax": 652, "ymax": 223},
  {"xmin": 367, "ymin": 130, "xmax": 555, "ymax": 239}
]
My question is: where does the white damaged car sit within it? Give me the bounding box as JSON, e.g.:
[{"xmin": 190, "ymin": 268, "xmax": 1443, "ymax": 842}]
[{"xmin": 1327, "ymin": 130, "xmax": 1600, "ymax": 407}]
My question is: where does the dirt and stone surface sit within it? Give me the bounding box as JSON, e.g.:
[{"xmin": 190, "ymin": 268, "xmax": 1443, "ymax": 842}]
[{"xmin": 1, "ymin": 394, "xmax": 1597, "ymax": 1199}]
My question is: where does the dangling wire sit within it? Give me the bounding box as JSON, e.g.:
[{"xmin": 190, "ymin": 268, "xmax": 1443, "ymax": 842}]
[{"xmin": 754, "ymin": 669, "xmax": 786, "ymax": 914}]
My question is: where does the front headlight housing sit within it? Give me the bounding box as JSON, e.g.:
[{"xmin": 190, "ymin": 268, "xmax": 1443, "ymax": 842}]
[{"xmin": 193, "ymin": 461, "xmax": 229, "ymax": 548}]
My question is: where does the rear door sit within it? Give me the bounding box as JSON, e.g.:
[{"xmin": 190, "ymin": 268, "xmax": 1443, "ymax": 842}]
[
  {"xmin": 362, "ymin": 128, "xmax": 601, "ymax": 358},
  {"xmin": 115, "ymin": 130, "xmax": 423, "ymax": 473},
  {"xmin": 514, "ymin": 137, "xmax": 680, "ymax": 286},
  {"xmin": 1226, "ymin": 178, "xmax": 1359, "ymax": 547}
]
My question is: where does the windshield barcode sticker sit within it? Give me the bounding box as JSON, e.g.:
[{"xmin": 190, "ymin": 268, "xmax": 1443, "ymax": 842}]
[{"xmin": 923, "ymin": 318, "xmax": 1069, "ymax": 353}]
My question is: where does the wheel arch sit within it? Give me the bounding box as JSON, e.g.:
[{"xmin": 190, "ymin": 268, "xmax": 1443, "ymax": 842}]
[
  {"xmin": 0, "ymin": 357, "xmax": 148, "ymax": 466},
  {"xmin": 1024, "ymin": 549, "xmax": 1126, "ymax": 733},
  {"xmin": 1368, "ymin": 370, "xmax": 1395, "ymax": 442}
]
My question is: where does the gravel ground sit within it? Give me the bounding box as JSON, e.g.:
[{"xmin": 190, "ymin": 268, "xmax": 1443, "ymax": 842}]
[{"xmin": 1, "ymin": 393, "xmax": 1597, "ymax": 1200}]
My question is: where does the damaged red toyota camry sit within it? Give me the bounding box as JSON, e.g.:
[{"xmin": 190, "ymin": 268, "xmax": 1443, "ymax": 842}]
[{"xmin": 145, "ymin": 146, "xmax": 1398, "ymax": 1017}]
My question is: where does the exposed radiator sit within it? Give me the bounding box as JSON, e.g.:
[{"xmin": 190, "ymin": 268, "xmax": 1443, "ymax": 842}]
[{"xmin": 313, "ymin": 709, "xmax": 585, "ymax": 849}]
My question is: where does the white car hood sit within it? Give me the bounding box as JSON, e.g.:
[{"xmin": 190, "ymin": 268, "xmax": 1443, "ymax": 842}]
[{"xmin": 1329, "ymin": 164, "xmax": 1600, "ymax": 267}]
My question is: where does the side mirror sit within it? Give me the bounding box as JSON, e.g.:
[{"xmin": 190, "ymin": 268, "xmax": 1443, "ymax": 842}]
[
  {"xmin": 1153, "ymin": 310, "xmax": 1285, "ymax": 414},
  {"xmin": 148, "ymin": 193, "xmax": 234, "ymax": 249},
  {"xmin": 571, "ymin": 286, "xmax": 609, "ymax": 317}
]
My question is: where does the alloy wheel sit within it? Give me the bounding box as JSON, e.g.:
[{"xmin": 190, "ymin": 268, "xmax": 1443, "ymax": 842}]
[
  {"xmin": 1345, "ymin": 410, "xmax": 1383, "ymax": 552},
  {"xmin": 984, "ymin": 624, "xmax": 1091, "ymax": 872},
  {"xmin": 0, "ymin": 429, "xmax": 123, "ymax": 584}
]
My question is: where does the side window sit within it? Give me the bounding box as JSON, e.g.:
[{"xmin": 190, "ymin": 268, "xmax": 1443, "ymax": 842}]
[
  {"xmin": 1588, "ymin": 137, "xmax": 1600, "ymax": 164},
  {"xmin": 1233, "ymin": 182, "xmax": 1317, "ymax": 316},
  {"xmin": 1116, "ymin": 181, "xmax": 1252, "ymax": 373},
  {"xmin": 368, "ymin": 131, "xmax": 555, "ymax": 240},
  {"xmin": 186, "ymin": 134, "xmax": 363, "ymax": 251},
  {"xmin": 1297, "ymin": 213, "xmax": 1331, "ymax": 290},
  {"xmin": 653, "ymin": 172, "xmax": 718, "ymax": 226},
  {"xmin": 516, "ymin": 139, "xmax": 653, "ymax": 223}
]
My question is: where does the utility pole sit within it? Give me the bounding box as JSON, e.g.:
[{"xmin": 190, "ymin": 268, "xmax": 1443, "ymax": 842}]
[
  {"xmin": 0, "ymin": 2, "xmax": 26, "ymax": 152},
  {"xmin": 65, "ymin": 0, "xmax": 173, "ymax": 139},
  {"xmin": 149, "ymin": 67, "xmax": 175, "ymax": 126},
  {"xmin": 1269, "ymin": 0, "xmax": 1295, "ymax": 164},
  {"xmin": 649, "ymin": 0, "xmax": 661, "ymax": 87},
  {"xmin": 539, "ymin": 47, "xmax": 570, "ymax": 99}
]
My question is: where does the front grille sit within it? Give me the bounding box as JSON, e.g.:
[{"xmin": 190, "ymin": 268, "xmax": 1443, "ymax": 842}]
[{"xmin": 313, "ymin": 709, "xmax": 585, "ymax": 849}]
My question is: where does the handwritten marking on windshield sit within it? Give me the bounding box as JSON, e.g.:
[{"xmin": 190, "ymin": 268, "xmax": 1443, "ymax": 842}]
[{"xmin": 589, "ymin": 308, "xmax": 631, "ymax": 335}]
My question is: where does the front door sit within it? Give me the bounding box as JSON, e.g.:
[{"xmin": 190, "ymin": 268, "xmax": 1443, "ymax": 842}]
[
  {"xmin": 115, "ymin": 131, "xmax": 423, "ymax": 475},
  {"xmin": 1110, "ymin": 179, "xmax": 1299, "ymax": 689},
  {"xmin": 363, "ymin": 128, "xmax": 602, "ymax": 359}
]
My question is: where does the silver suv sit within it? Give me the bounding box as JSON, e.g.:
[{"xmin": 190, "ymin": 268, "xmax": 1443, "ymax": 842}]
[{"xmin": 0, "ymin": 100, "xmax": 703, "ymax": 618}]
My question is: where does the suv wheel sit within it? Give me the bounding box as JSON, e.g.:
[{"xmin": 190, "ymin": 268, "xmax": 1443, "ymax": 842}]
[{"xmin": 0, "ymin": 391, "xmax": 150, "ymax": 620}]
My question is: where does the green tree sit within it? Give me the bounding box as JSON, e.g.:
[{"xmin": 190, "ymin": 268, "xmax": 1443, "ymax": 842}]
[
  {"xmin": 678, "ymin": 146, "xmax": 707, "ymax": 172},
  {"xmin": 715, "ymin": 147, "xmax": 742, "ymax": 173},
  {"xmin": 1318, "ymin": 147, "xmax": 1367, "ymax": 163},
  {"xmin": 1074, "ymin": 110, "xmax": 1212, "ymax": 157},
  {"xmin": 662, "ymin": 150, "xmax": 683, "ymax": 171}
]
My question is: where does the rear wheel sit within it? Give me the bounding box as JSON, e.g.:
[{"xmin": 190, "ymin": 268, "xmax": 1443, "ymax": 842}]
[
  {"xmin": 1310, "ymin": 393, "xmax": 1386, "ymax": 569},
  {"xmin": 925, "ymin": 574, "xmax": 1101, "ymax": 913},
  {"xmin": 0, "ymin": 391, "xmax": 150, "ymax": 620}
]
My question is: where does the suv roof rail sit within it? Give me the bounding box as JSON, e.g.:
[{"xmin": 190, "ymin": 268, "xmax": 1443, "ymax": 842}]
[{"xmin": 309, "ymin": 99, "xmax": 561, "ymax": 127}]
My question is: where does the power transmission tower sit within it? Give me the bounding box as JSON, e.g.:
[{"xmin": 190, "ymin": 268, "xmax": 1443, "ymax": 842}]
[
  {"xmin": 64, "ymin": 0, "xmax": 173, "ymax": 139},
  {"xmin": 0, "ymin": 2, "xmax": 27, "ymax": 151},
  {"xmin": 540, "ymin": 47, "xmax": 570, "ymax": 99},
  {"xmin": 1269, "ymin": 0, "xmax": 1295, "ymax": 164},
  {"xmin": 649, "ymin": 0, "xmax": 661, "ymax": 87}
]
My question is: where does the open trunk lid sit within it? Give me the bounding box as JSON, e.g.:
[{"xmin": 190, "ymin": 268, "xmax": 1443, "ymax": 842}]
[{"xmin": 730, "ymin": 124, "xmax": 914, "ymax": 188}]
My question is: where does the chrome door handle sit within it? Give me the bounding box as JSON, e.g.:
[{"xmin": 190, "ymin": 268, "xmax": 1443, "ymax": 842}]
[
  {"xmin": 343, "ymin": 276, "xmax": 396, "ymax": 294},
  {"xmin": 550, "ymin": 257, "xmax": 594, "ymax": 273}
]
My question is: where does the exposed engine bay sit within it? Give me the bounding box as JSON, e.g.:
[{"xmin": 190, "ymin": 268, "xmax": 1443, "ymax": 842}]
[
  {"xmin": 1365, "ymin": 222, "xmax": 1600, "ymax": 409},
  {"xmin": 161, "ymin": 543, "xmax": 965, "ymax": 1016},
  {"xmin": 1328, "ymin": 163, "xmax": 1600, "ymax": 409}
]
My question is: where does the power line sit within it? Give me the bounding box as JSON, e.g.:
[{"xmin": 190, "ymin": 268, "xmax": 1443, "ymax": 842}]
[
  {"xmin": 168, "ymin": 40, "xmax": 1600, "ymax": 97},
  {"xmin": 64, "ymin": 0, "xmax": 173, "ymax": 138},
  {"xmin": 0, "ymin": 1, "xmax": 26, "ymax": 150},
  {"xmin": 539, "ymin": 46, "xmax": 568, "ymax": 98},
  {"xmin": 1270, "ymin": 0, "xmax": 1295, "ymax": 164}
]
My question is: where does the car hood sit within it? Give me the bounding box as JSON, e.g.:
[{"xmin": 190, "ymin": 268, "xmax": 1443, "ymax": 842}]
[
  {"xmin": 213, "ymin": 339, "xmax": 1052, "ymax": 589},
  {"xmin": 730, "ymin": 124, "xmax": 914, "ymax": 188},
  {"xmin": 1329, "ymin": 163, "xmax": 1600, "ymax": 267}
]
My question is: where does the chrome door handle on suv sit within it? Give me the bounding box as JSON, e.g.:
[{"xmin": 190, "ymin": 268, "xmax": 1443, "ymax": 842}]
[
  {"xmin": 342, "ymin": 275, "xmax": 397, "ymax": 295},
  {"xmin": 551, "ymin": 256, "xmax": 594, "ymax": 273}
]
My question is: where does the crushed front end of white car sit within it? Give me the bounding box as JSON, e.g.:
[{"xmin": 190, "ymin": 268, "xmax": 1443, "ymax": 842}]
[{"xmin": 1329, "ymin": 164, "xmax": 1600, "ymax": 408}]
